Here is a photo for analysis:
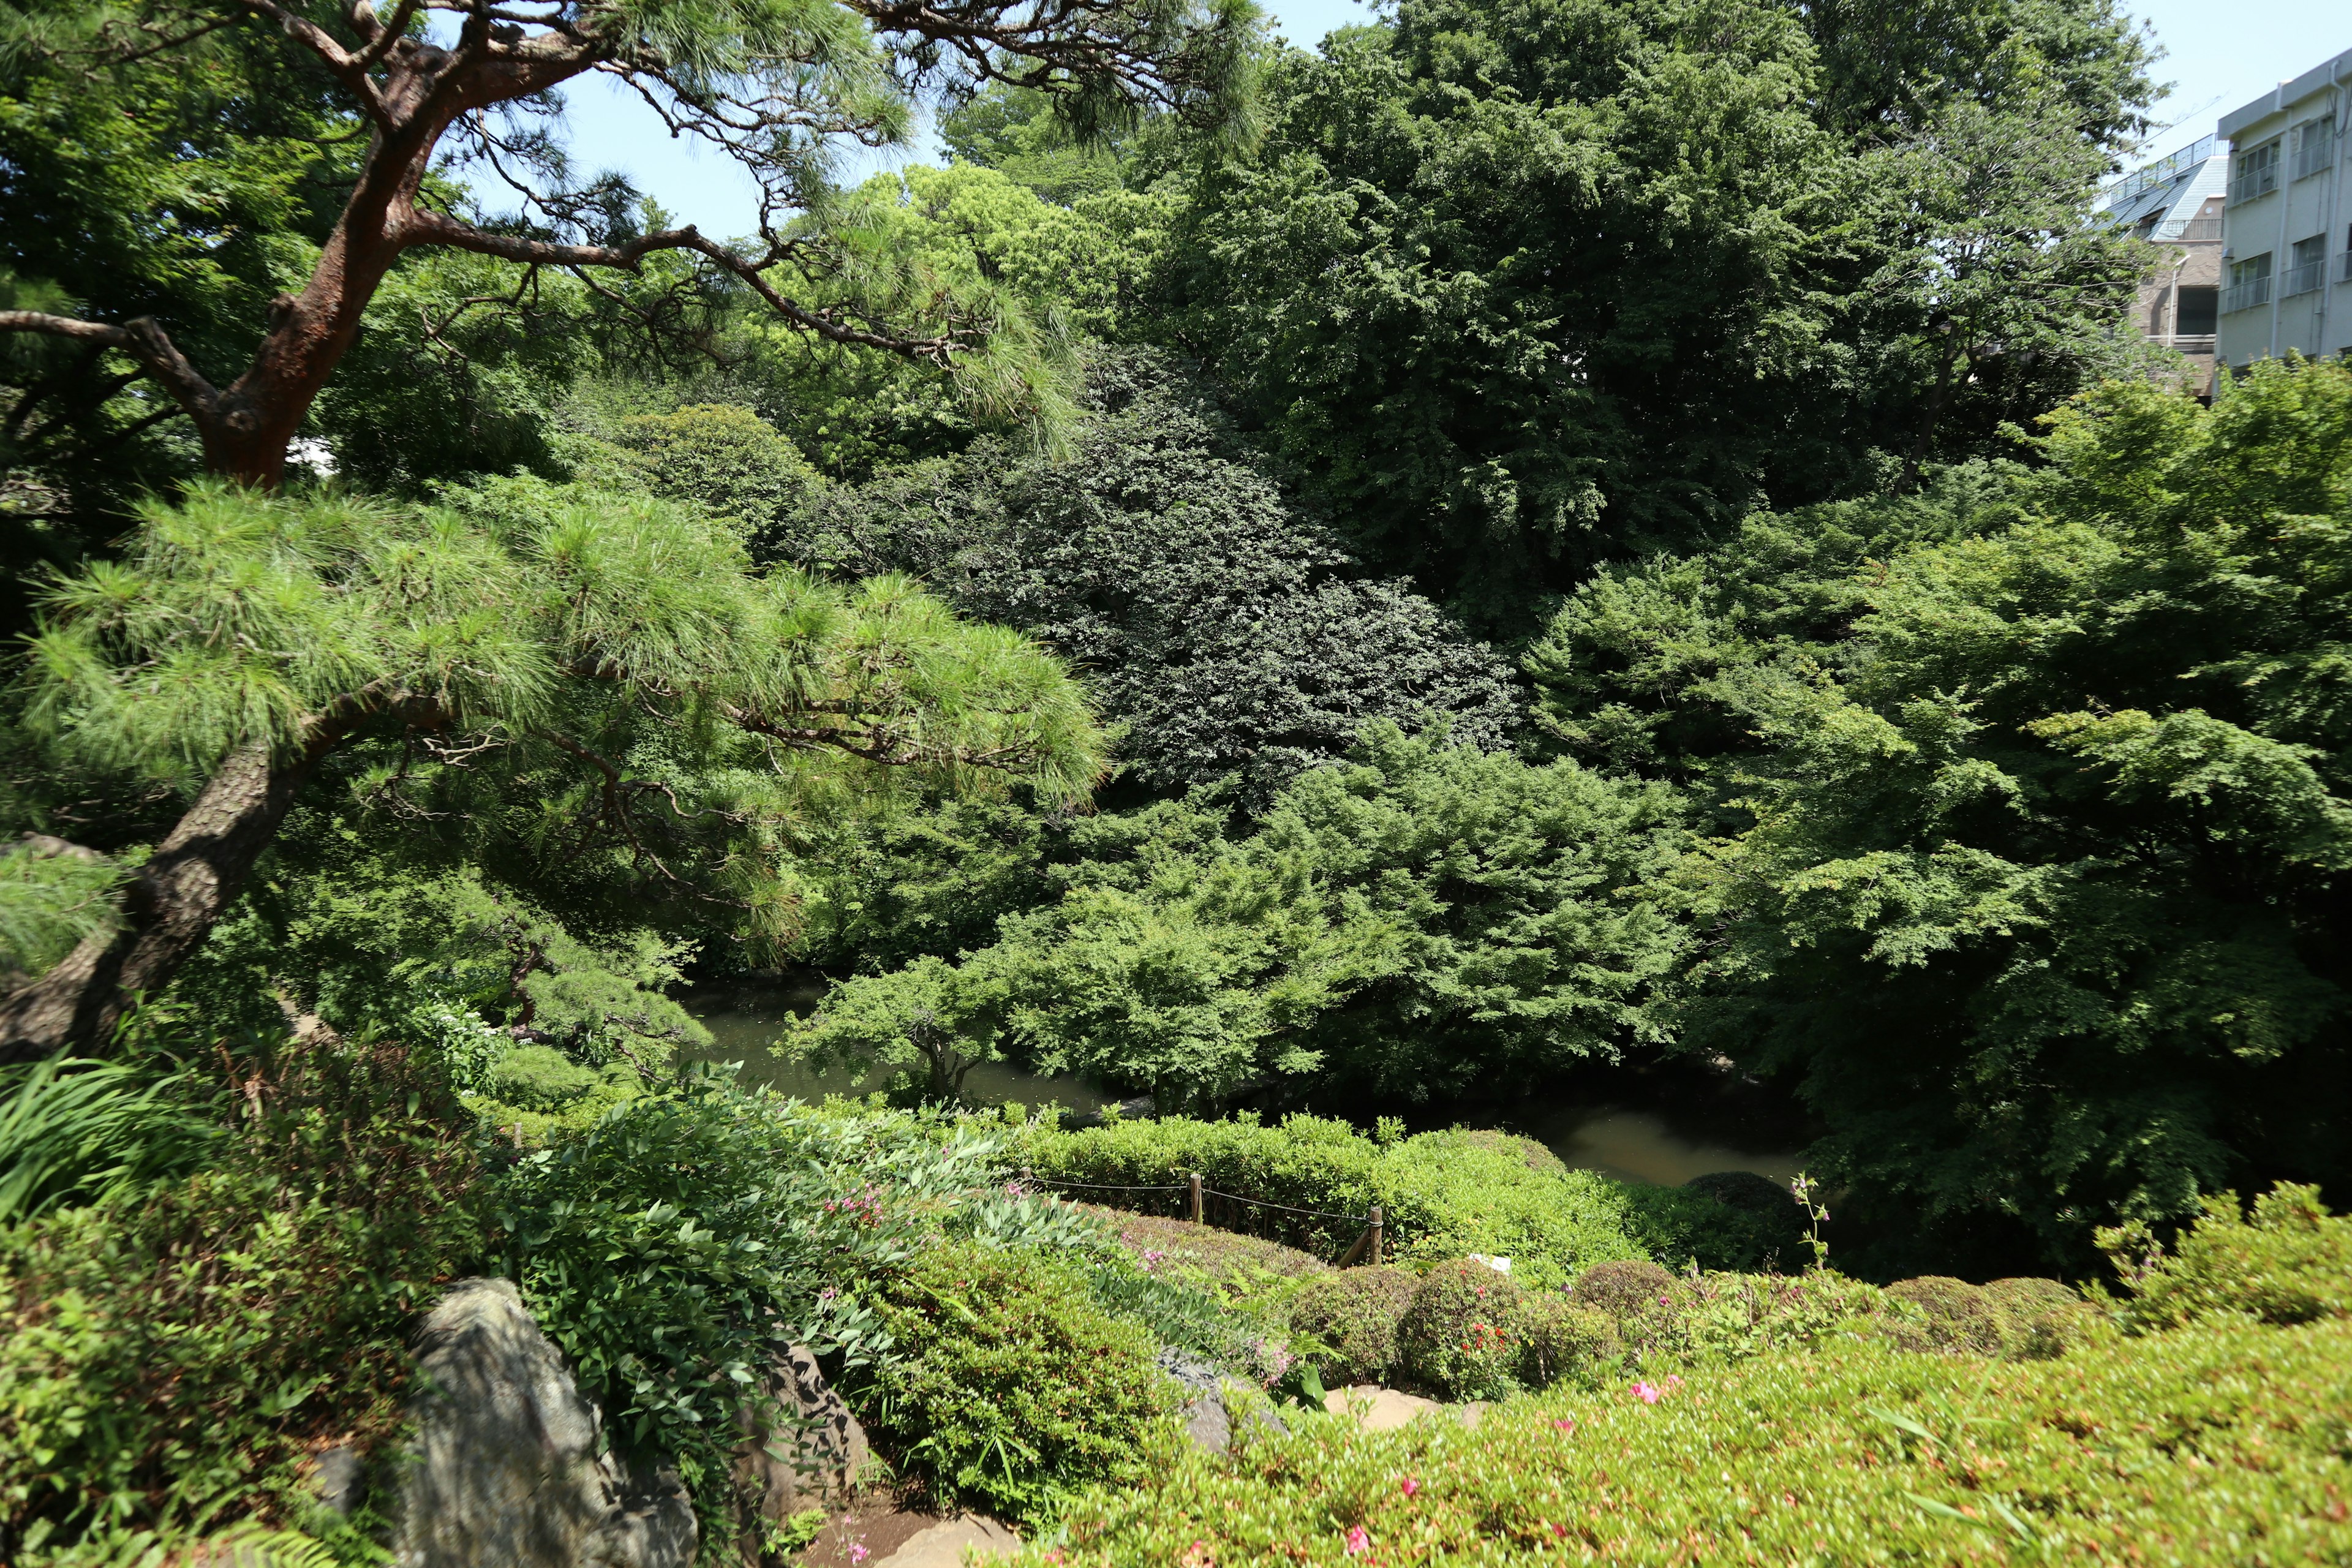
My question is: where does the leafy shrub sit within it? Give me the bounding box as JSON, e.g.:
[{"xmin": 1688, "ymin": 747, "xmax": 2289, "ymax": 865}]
[
  {"xmin": 0, "ymin": 1042, "xmax": 481, "ymax": 1558},
  {"xmin": 1022, "ymin": 1115, "xmax": 1654, "ymax": 1286},
  {"xmin": 1503, "ymin": 1295, "xmax": 1621, "ymax": 1389},
  {"xmin": 1016, "ymin": 1315, "xmax": 2352, "ymax": 1564},
  {"xmin": 498, "ymin": 1093, "xmax": 1009, "ymax": 1543},
  {"xmin": 1287, "ymin": 1267, "xmax": 1417, "ymax": 1385},
  {"xmin": 1601, "ymin": 1268, "xmax": 1896, "ymax": 1368},
  {"xmin": 1981, "ymin": 1277, "xmax": 2099, "ymax": 1360},
  {"xmin": 481, "ymin": 1044, "xmax": 609, "ymax": 1111},
  {"xmin": 2106, "ymin": 1182, "xmax": 2352, "ymax": 1332},
  {"xmin": 1396, "ymin": 1261, "xmax": 1527, "ymax": 1400},
  {"xmin": 1882, "ymin": 1276, "xmax": 2007, "ymax": 1356},
  {"xmin": 865, "ymin": 1243, "xmax": 1173, "ymax": 1520},
  {"xmin": 1094, "ymin": 1210, "xmax": 1329, "ymax": 1286},
  {"xmin": 1567, "ymin": 1259, "xmax": 1675, "ymax": 1317}
]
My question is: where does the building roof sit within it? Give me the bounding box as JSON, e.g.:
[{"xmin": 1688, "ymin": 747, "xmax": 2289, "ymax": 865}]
[
  {"xmin": 2099, "ymin": 140, "xmax": 2226, "ymax": 233},
  {"xmin": 2219, "ymin": 45, "xmax": 2352, "ymax": 141}
]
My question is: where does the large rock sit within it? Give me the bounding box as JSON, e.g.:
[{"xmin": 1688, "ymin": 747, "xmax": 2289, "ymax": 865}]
[
  {"xmin": 733, "ymin": 1343, "xmax": 872, "ymax": 1528},
  {"xmin": 393, "ymin": 1278, "xmax": 696, "ymax": 1568}
]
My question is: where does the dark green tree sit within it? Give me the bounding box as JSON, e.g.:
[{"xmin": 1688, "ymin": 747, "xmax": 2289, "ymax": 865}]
[
  {"xmin": 1140, "ymin": 0, "xmax": 2152, "ymax": 631},
  {"xmin": 1532, "ymin": 363, "xmax": 2352, "ymax": 1267},
  {"xmin": 774, "ymin": 350, "xmax": 1525, "ymax": 799}
]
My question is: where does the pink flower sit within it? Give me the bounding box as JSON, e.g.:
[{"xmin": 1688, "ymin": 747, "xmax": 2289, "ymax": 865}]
[
  {"xmin": 1666, "ymin": 1375, "xmax": 1685, "ymax": 1389},
  {"xmin": 1344, "ymin": 1525, "xmax": 1373, "ymax": 1557},
  {"xmin": 1554, "ymin": 1417, "xmax": 1577, "ymax": 1433},
  {"xmin": 848, "ymin": 1547, "xmax": 869, "ymax": 1566},
  {"xmin": 1401, "ymin": 1477, "xmax": 1420, "ymax": 1498},
  {"xmin": 1632, "ymin": 1380, "xmax": 1662, "ymax": 1404}
]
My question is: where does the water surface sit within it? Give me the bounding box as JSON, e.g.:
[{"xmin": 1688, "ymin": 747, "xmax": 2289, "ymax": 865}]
[{"xmin": 682, "ymin": 978, "xmax": 1800, "ymax": 1187}]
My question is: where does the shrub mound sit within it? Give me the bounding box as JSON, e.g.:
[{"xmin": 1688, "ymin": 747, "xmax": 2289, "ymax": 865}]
[
  {"xmin": 2106, "ymin": 1182, "xmax": 2352, "ymax": 1331},
  {"xmin": 1567, "ymin": 1258, "xmax": 1675, "ymax": 1317},
  {"xmin": 1287, "ymin": 1267, "xmax": 1418, "ymax": 1385},
  {"xmin": 1883, "ymin": 1275, "xmax": 2007, "ymax": 1356},
  {"xmin": 1503, "ymin": 1294, "xmax": 1620, "ymax": 1389},
  {"xmin": 1396, "ymin": 1259, "xmax": 1528, "ymax": 1400},
  {"xmin": 867, "ymin": 1243, "xmax": 1172, "ymax": 1520}
]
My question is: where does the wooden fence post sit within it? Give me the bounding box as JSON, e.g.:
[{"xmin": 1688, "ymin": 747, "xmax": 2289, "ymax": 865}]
[
  {"xmin": 1368, "ymin": 1205, "xmax": 1382, "ymax": 1266},
  {"xmin": 1187, "ymin": 1172, "xmax": 1204, "ymax": 1225}
]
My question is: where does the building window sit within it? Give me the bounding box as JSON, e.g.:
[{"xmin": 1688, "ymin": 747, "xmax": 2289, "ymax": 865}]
[
  {"xmin": 2224, "ymin": 252, "xmax": 2274, "ymax": 314},
  {"xmin": 2232, "ymin": 139, "xmax": 2280, "ymax": 201},
  {"xmin": 2176, "ymin": 286, "xmax": 2218, "ymax": 336},
  {"xmin": 2293, "ymin": 115, "xmax": 2337, "ymax": 181},
  {"xmin": 2286, "ymin": 235, "xmax": 2327, "ymax": 297}
]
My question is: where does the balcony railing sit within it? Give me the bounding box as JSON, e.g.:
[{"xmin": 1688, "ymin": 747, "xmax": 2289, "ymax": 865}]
[
  {"xmin": 2293, "ymin": 132, "xmax": 2337, "ymax": 182},
  {"xmin": 2222, "ymin": 277, "xmax": 2274, "ymax": 314},
  {"xmin": 2156, "ymin": 217, "xmax": 2223, "ymax": 242},
  {"xmin": 2228, "ymin": 176, "xmax": 2275, "ymax": 204},
  {"xmin": 2283, "ymin": 260, "xmax": 2326, "ymax": 298},
  {"xmin": 2340, "ymin": 251, "xmax": 2352, "ymax": 284},
  {"xmin": 2111, "ymin": 134, "xmax": 2217, "ymax": 202}
]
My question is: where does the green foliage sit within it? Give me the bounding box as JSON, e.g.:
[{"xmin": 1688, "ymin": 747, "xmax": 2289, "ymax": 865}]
[
  {"xmin": 0, "ymin": 1056, "xmax": 221, "ymax": 1226},
  {"xmin": 2105, "ymin": 1182, "xmax": 2352, "ymax": 1333},
  {"xmin": 865, "ymin": 1242, "xmax": 1173, "ymax": 1521},
  {"xmin": 1566, "ymin": 1259, "xmax": 1675, "ymax": 1318},
  {"xmin": 1022, "ymin": 1114, "xmax": 1657, "ymax": 1287},
  {"xmin": 1504, "ymin": 1294, "xmax": 1621, "ymax": 1390},
  {"xmin": 1142, "ymin": 0, "xmax": 2150, "ymax": 631},
  {"xmin": 800, "ymin": 725, "xmax": 1690, "ymax": 1109},
  {"xmin": 480, "ymin": 1044, "xmax": 614, "ymax": 1112},
  {"xmin": 0, "ymin": 1041, "xmax": 481, "ymax": 1557},
  {"xmin": 607, "ymin": 402, "xmax": 820, "ymax": 540},
  {"xmin": 1534, "ymin": 361, "xmax": 2352, "ymax": 1266},
  {"xmin": 493, "ymin": 1094, "xmax": 1012, "ymax": 1536},
  {"xmin": 0, "ymin": 837, "xmax": 123, "ymax": 984},
  {"xmin": 1882, "ymin": 1276, "xmax": 2008, "ymax": 1357},
  {"xmin": 776, "ymin": 351, "xmax": 1524, "ymax": 799},
  {"xmin": 1017, "ymin": 1313, "xmax": 2352, "ymax": 1565},
  {"xmin": 1285, "ymin": 1266, "xmax": 1417, "ymax": 1385},
  {"xmin": 1396, "ymin": 1260, "xmax": 1526, "ymax": 1400}
]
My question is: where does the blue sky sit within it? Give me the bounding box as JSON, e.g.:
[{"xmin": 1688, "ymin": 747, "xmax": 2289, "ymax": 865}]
[{"xmin": 471, "ymin": 0, "xmax": 2351, "ymax": 239}]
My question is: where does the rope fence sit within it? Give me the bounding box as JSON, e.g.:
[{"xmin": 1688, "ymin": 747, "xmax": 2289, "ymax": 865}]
[{"xmin": 1024, "ymin": 1169, "xmax": 1384, "ymax": 1267}]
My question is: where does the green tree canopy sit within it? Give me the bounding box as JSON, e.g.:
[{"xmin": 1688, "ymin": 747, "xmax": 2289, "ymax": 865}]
[
  {"xmin": 793, "ymin": 723, "xmax": 1691, "ymax": 1110},
  {"xmin": 773, "ymin": 350, "xmax": 1525, "ymax": 799},
  {"xmin": 0, "ymin": 477, "xmax": 1101, "ymax": 1058},
  {"xmin": 1140, "ymin": 0, "xmax": 2152, "ymax": 631},
  {"xmin": 1532, "ymin": 361, "xmax": 2352, "ymax": 1268}
]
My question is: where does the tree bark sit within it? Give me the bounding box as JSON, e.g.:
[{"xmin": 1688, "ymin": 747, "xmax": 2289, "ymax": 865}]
[{"xmin": 0, "ymin": 740, "xmax": 324, "ymax": 1063}]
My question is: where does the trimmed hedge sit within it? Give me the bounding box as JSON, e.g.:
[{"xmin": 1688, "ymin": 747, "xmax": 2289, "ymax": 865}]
[
  {"xmin": 1016, "ymin": 1314, "xmax": 2352, "ymax": 1565},
  {"xmin": 1022, "ymin": 1115, "xmax": 1672, "ymax": 1287}
]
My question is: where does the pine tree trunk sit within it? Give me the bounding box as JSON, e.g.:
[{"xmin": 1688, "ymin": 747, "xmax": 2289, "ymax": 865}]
[{"xmin": 0, "ymin": 741, "xmax": 322, "ymax": 1063}]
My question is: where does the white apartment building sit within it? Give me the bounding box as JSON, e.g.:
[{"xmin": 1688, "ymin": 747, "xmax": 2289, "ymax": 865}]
[{"xmin": 2218, "ymin": 45, "xmax": 2352, "ymax": 368}]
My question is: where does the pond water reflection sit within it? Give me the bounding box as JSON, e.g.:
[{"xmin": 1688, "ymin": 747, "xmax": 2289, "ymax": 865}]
[
  {"xmin": 680, "ymin": 978, "xmax": 1801, "ymax": 1189},
  {"xmin": 1523, "ymin": 1106, "xmax": 1802, "ymax": 1188},
  {"xmin": 679, "ymin": 976, "xmax": 1111, "ymax": 1114}
]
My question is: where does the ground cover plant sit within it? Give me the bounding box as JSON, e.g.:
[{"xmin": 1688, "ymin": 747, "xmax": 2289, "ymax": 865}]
[{"xmin": 1010, "ymin": 1186, "xmax": 2352, "ymax": 1566}]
